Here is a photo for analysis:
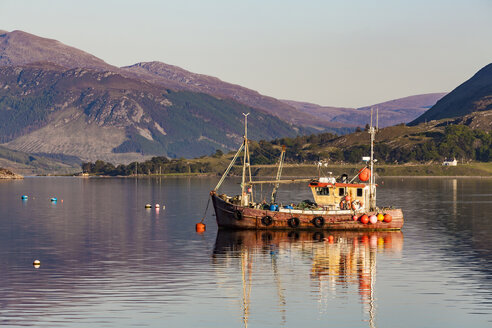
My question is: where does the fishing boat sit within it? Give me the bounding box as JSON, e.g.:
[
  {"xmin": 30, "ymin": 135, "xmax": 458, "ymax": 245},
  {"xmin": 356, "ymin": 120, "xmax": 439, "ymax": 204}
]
[{"xmin": 210, "ymin": 112, "xmax": 403, "ymax": 231}]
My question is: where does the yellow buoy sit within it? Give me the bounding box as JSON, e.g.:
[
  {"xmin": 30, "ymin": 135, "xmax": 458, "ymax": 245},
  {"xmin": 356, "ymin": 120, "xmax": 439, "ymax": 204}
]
[
  {"xmin": 377, "ymin": 213, "xmax": 384, "ymax": 221},
  {"xmin": 33, "ymin": 260, "xmax": 41, "ymax": 268},
  {"xmin": 145, "ymin": 204, "xmax": 152, "ymax": 209}
]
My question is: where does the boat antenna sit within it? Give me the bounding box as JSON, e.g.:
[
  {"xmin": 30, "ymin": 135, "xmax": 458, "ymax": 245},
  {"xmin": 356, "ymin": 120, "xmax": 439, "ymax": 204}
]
[{"xmin": 271, "ymin": 145, "xmax": 286, "ymax": 204}]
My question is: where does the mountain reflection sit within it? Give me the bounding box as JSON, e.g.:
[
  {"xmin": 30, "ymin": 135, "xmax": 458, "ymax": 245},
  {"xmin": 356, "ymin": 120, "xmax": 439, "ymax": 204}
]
[{"xmin": 213, "ymin": 230, "xmax": 403, "ymax": 328}]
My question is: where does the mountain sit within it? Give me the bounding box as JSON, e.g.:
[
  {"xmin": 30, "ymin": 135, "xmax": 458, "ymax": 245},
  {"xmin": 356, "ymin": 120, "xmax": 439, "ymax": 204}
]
[
  {"xmin": 0, "ymin": 63, "xmax": 302, "ymax": 163},
  {"xmin": 410, "ymin": 63, "xmax": 492, "ymax": 125},
  {"xmin": 0, "ymin": 30, "xmax": 115, "ymax": 71},
  {"xmin": 0, "ymin": 30, "xmax": 352, "ymax": 133},
  {"xmin": 0, "ymin": 30, "xmax": 440, "ymax": 131},
  {"xmin": 0, "ymin": 29, "xmax": 451, "ymax": 169},
  {"xmin": 0, "ymin": 30, "xmax": 346, "ymax": 131},
  {"xmin": 121, "ymin": 62, "xmax": 353, "ymax": 132},
  {"xmin": 284, "ymin": 93, "xmax": 446, "ymax": 128}
]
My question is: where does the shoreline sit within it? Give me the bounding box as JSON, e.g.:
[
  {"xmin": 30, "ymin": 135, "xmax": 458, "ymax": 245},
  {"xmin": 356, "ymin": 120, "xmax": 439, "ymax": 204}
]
[{"xmin": 23, "ymin": 174, "xmax": 492, "ymax": 179}]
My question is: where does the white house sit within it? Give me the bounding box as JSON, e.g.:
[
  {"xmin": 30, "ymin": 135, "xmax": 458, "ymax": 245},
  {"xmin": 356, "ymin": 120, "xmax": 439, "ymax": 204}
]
[{"xmin": 442, "ymin": 158, "xmax": 458, "ymax": 166}]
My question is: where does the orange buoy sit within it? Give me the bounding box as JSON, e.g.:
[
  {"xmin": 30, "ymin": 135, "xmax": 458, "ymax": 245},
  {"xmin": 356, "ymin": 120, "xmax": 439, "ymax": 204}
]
[
  {"xmin": 196, "ymin": 222, "xmax": 206, "ymax": 233},
  {"xmin": 383, "ymin": 213, "xmax": 392, "ymax": 223},
  {"xmin": 377, "ymin": 213, "xmax": 384, "ymax": 221},
  {"xmin": 360, "ymin": 214, "xmax": 369, "ymax": 224},
  {"xmin": 328, "ymin": 235, "xmax": 334, "ymax": 243},
  {"xmin": 352, "ymin": 215, "xmax": 358, "ymax": 221},
  {"xmin": 358, "ymin": 168, "xmax": 371, "ymax": 182}
]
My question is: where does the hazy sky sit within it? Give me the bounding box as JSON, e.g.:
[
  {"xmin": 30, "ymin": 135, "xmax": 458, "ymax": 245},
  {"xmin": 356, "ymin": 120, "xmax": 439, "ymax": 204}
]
[{"xmin": 1, "ymin": 0, "xmax": 491, "ymax": 107}]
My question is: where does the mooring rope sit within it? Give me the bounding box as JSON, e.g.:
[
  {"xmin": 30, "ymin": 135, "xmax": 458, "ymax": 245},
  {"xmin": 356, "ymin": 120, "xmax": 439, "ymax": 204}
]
[{"xmin": 200, "ymin": 198, "xmax": 211, "ymax": 223}]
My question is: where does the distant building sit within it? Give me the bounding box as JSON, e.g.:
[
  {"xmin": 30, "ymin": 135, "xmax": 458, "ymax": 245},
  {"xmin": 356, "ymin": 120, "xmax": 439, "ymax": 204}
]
[{"xmin": 442, "ymin": 158, "xmax": 457, "ymax": 166}]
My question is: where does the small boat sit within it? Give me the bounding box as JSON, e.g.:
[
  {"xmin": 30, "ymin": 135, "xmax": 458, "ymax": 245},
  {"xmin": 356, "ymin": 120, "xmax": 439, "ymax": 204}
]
[{"xmin": 210, "ymin": 112, "xmax": 403, "ymax": 231}]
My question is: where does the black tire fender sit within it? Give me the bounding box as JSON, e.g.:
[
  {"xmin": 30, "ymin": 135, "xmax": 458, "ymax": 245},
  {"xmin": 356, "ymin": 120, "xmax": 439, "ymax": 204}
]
[
  {"xmin": 288, "ymin": 217, "xmax": 300, "ymax": 228},
  {"xmin": 234, "ymin": 209, "xmax": 243, "ymax": 220},
  {"xmin": 261, "ymin": 215, "xmax": 273, "ymax": 226},
  {"xmin": 312, "ymin": 216, "xmax": 325, "ymax": 228}
]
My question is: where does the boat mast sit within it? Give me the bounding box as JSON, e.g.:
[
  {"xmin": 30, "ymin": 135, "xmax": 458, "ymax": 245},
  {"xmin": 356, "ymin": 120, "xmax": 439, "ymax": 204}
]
[
  {"xmin": 369, "ymin": 108, "xmax": 378, "ymax": 210},
  {"xmin": 271, "ymin": 145, "xmax": 286, "ymax": 204},
  {"xmin": 241, "ymin": 113, "xmax": 250, "ymax": 206}
]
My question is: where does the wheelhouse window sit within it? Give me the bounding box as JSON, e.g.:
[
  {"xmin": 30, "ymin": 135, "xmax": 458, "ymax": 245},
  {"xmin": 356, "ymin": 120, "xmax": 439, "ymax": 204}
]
[
  {"xmin": 357, "ymin": 188, "xmax": 363, "ymax": 197},
  {"xmin": 338, "ymin": 188, "xmax": 345, "ymax": 196},
  {"xmin": 316, "ymin": 187, "xmax": 330, "ymax": 195}
]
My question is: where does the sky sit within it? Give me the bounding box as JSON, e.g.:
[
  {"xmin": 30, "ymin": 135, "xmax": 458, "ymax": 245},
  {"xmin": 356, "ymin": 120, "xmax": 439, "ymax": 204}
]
[{"xmin": 1, "ymin": 0, "xmax": 491, "ymax": 108}]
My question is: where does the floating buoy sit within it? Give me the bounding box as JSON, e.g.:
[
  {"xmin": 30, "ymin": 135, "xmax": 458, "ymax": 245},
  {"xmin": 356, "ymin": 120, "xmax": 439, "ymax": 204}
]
[
  {"xmin": 33, "ymin": 260, "xmax": 41, "ymax": 268},
  {"xmin": 196, "ymin": 222, "xmax": 206, "ymax": 233},
  {"xmin": 352, "ymin": 215, "xmax": 358, "ymax": 221},
  {"xmin": 383, "ymin": 213, "xmax": 393, "ymax": 223},
  {"xmin": 155, "ymin": 204, "xmax": 160, "ymax": 208},
  {"xmin": 328, "ymin": 235, "xmax": 334, "ymax": 243},
  {"xmin": 358, "ymin": 167, "xmax": 371, "ymax": 182},
  {"xmin": 369, "ymin": 215, "xmax": 378, "ymax": 224},
  {"xmin": 377, "ymin": 213, "xmax": 384, "ymax": 221},
  {"xmin": 145, "ymin": 204, "xmax": 152, "ymax": 209},
  {"xmin": 50, "ymin": 197, "xmax": 57, "ymax": 202},
  {"xmin": 360, "ymin": 214, "xmax": 369, "ymax": 224},
  {"xmin": 21, "ymin": 195, "xmax": 28, "ymax": 200}
]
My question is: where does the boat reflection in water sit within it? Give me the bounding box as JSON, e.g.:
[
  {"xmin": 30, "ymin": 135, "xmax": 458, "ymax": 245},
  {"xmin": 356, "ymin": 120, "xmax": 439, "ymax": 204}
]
[{"xmin": 213, "ymin": 230, "xmax": 403, "ymax": 328}]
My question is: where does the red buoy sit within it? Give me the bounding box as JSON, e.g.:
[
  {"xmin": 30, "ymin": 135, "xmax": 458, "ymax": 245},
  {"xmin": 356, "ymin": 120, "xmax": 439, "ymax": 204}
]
[
  {"xmin": 196, "ymin": 222, "xmax": 206, "ymax": 233},
  {"xmin": 383, "ymin": 214, "xmax": 392, "ymax": 223},
  {"xmin": 358, "ymin": 168, "xmax": 371, "ymax": 182},
  {"xmin": 352, "ymin": 215, "xmax": 358, "ymax": 221},
  {"xmin": 360, "ymin": 214, "xmax": 369, "ymax": 224}
]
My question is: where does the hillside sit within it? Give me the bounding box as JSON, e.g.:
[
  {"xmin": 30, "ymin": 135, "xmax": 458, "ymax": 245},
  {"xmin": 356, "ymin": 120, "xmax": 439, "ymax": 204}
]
[
  {"xmin": 0, "ymin": 30, "xmax": 438, "ymax": 134},
  {"xmin": 284, "ymin": 93, "xmax": 446, "ymax": 128},
  {"xmin": 0, "ymin": 30, "xmax": 347, "ymax": 132},
  {"xmin": 0, "ymin": 63, "xmax": 302, "ymax": 163},
  {"xmin": 0, "ymin": 167, "xmax": 23, "ymax": 179},
  {"xmin": 246, "ymin": 110, "xmax": 491, "ymax": 165},
  {"xmin": 0, "ymin": 30, "xmax": 115, "ymax": 71},
  {"xmin": 0, "ymin": 29, "xmax": 469, "ymax": 170},
  {"xmin": 410, "ymin": 63, "xmax": 492, "ymax": 125},
  {"xmin": 82, "ymin": 110, "xmax": 491, "ymax": 178},
  {"xmin": 0, "ymin": 145, "xmax": 79, "ymax": 175}
]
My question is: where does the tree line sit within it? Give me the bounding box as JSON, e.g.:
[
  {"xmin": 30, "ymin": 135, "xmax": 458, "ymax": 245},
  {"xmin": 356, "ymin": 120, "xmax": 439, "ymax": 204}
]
[
  {"xmin": 82, "ymin": 156, "xmax": 213, "ymax": 176},
  {"xmin": 83, "ymin": 124, "xmax": 490, "ymax": 175}
]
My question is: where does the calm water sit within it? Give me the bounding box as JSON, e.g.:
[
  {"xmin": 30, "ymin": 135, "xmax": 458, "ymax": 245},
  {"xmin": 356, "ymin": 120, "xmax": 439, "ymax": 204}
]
[{"xmin": 0, "ymin": 177, "xmax": 491, "ymax": 327}]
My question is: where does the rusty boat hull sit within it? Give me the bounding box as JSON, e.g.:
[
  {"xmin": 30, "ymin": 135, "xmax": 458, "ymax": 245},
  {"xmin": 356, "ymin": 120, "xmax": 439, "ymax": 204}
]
[{"xmin": 211, "ymin": 192, "xmax": 403, "ymax": 231}]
